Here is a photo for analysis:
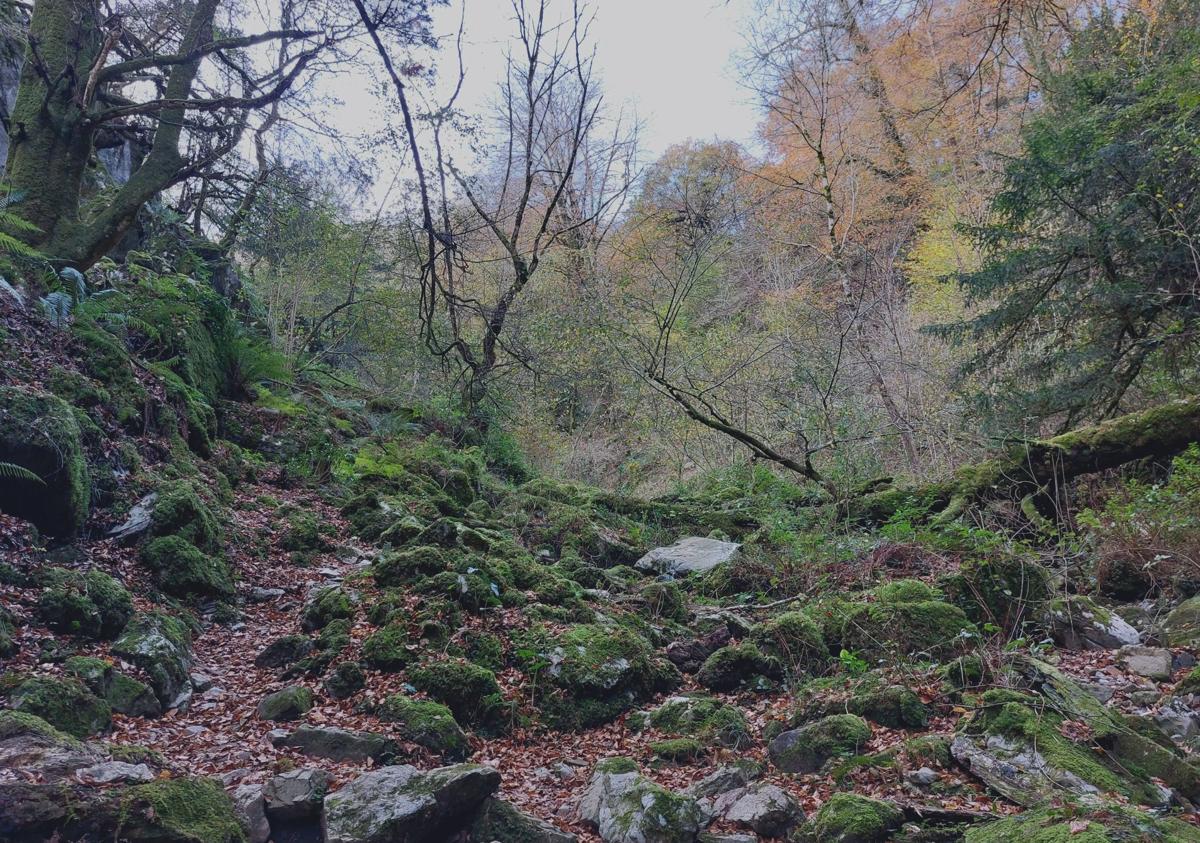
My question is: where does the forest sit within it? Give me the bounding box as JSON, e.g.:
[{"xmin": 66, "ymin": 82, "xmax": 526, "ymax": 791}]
[{"xmin": 0, "ymin": 0, "xmax": 1199, "ymax": 841}]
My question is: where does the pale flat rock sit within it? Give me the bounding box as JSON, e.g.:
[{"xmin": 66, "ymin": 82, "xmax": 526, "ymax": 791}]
[
  {"xmin": 1119, "ymin": 645, "xmax": 1174, "ymax": 680},
  {"xmin": 635, "ymin": 537, "xmax": 740, "ymax": 577},
  {"xmin": 74, "ymin": 761, "xmax": 155, "ymax": 786}
]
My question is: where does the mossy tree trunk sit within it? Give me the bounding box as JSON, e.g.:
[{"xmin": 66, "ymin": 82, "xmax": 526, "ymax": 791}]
[{"xmin": 850, "ymin": 396, "xmax": 1200, "ymax": 523}]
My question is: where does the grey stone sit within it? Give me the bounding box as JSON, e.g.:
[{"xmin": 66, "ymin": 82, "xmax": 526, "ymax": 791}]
[
  {"xmin": 107, "ymin": 494, "xmax": 157, "ymax": 543},
  {"xmin": 1048, "ymin": 597, "xmax": 1140, "ymax": 650},
  {"xmin": 74, "ymin": 761, "xmax": 155, "ymax": 785},
  {"xmin": 1120, "ymin": 645, "xmax": 1175, "ymax": 680},
  {"xmin": 951, "ymin": 734, "xmax": 1108, "ymax": 807},
  {"xmin": 264, "ymin": 768, "xmax": 331, "ymax": 822},
  {"xmin": 905, "ymin": 766, "xmax": 939, "ymax": 786},
  {"xmin": 273, "ymin": 726, "xmax": 398, "ymax": 764},
  {"xmin": 190, "ymin": 673, "xmax": 214, "ymax": 692},
  {"xmin": 257, "ymin": 685, "xmax": 313, "ymax": 722},
  {"xmin": 248, "ymin": 587, "xmax": 286, "ymax": 603},
  {"xmin": 635, "ymin": 537, "xmax": 740, "ymax": 577},
  {"xmin": 0, "ymin": 717, "xmax": 97, "ymax": 780},
  {"xmin": 1153, "ymin": 698, "xmax": 1200, "ymax": 742},
  {"xmin": 687, "ymin": 765, "xmax": 757, "ymax": 801},
  {"xmin": 718, "ymin": 783, "xmax": 803, "ymax": 837},
  {"xmin": 230, "ymin": 783, "xmax": 271, "ymax": 843},
  {"xmin": 323, "ymin": 763, "xmax": 500, "ymax": 843},
  {"xmin": 578, "ymin": 763, "xmax": 702, "ymax": 843}
]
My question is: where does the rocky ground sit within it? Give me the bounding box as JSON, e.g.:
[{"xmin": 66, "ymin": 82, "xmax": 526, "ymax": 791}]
[{"xmin": 2, "ymin": 287, "xmax": 1200, "ymax": 843}]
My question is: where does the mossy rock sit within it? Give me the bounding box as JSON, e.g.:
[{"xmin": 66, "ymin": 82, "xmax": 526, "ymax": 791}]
[
  {"xmin": 36, "ymin": 567, "xmax": 133, "ymax": 639},
  {"xmin": 361, "ymin": 622, "xmax": 412, "ymax": 672},
  {"xmin": 636, "ymin": 693, "xmax": 751, "ymax": 749},
  {"xmin": 941, "ymin": 556, "xmax": 1050, "ymax": 633},
  {"xmin": 10, "ymin": 676, "xmax": 111, "ymax": 738},
  {"xmin": 940, "ymin": 654, "xmax": 985, "ymax": 690},
  {"xmin": 848, "ymin": 685, "xmax": 929, "ymax": 729},
  {"xmin": 1178, "ymin": 665, "xmax": 1200, "ymax": 695},
  {"xmin": 423, "ymin": 569, "xmax": 502, "ymax": 612},
  {"xmin": 373, "ymin": 546, "xmax": 453, "ymax": 587},
  {"xmin": 963, "ymin": 805, "xmax": 1200, "ymax": 843},
  {"xmin": 149, "ymin": 480, "xmax": 220, "ymax": 553},
  {"xmin": 324, "ymin": 662, "xmax": 366, "ymax": 700},
  {"xmin": 806, "ymin": 793, "xmax": 903, "ymax": 843},
  {"xmin": 751, "ymin": 611, "xmax": 829, "ymax": 675},
  {"xmin": 116, "ymin": 776, "xmax": 246, "ymax": 842},
  {"xmin": 768, "ymin": 714, "xmax": 871, "ymax": 774},
  {"xmin": 875, "ymin": 579, "xmax": 941, "ymax": 603},
  {"xmin": 467, "ymin": 798, "xmax": 576, "ymax": 843},
  {"xmin": 279, "ymin": 510, "xmax": 329, "ymax": 553},
  {"xmin": 0, "ymin": 607, "xmax": 16, "ymax": 658},
  {"xmin": 840, "ymin": 600, "xmax": 976, "ymax": 662},
  {"xmin": 140, "ymin": 536, "xmax": 234, "ymax": 600},
  {"xmin": 300, "ymin": 586, "xmax": 356, "ymax": 631},
  {"xmin": 455, "ymin": 630, "xmax": 505, "ymax": 672},
  {"xmin": 409, "ymin": 660, "xmax": 508, "ymax": 732},
  {"xmin": 696, "ymin": 642, "xmax": 780, "ymax": 692},
  {"xmin": 0, "ymin": 709, "xmax": 83, "ymax": 747},
  {"xmin": 903, "ymin": 735, "xmax": 952, "ymax": 768},
  {"xmin": 374, "ymin": 695, "xmax": 469, "ymax": 760},
  {"xmin": 1163, "ymin": 595, "xmax": 1200, "ymax": 647},
  {"xmin": 257, "ymin": 685, "xmax": 314, "ymax": 721},
  {"xmin": 254, "ymin": 634, "xmax": 314, "ymax": 670},
  {"xmin": 112, "ymin": 612, "xmax": 193, "ymax": 706},
  {"xmin": 639, "ymin": 581, "xmax": 687, "ymax": 622},
  {"xmin": 64, "ymin": 656, "xmax": 161, "ymax": 718},
  {"xmin": 0, "ymin": 386, "xmax": 91, "ymax": 535},
  {"xmin": 650, "ymin": 737, "xmax": 704, "ymax": 763}
]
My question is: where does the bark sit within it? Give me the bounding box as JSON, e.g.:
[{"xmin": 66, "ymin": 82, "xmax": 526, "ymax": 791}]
[{"xmin": 848, "ymin": 395, "xmax": 1200, "ymax": 523}]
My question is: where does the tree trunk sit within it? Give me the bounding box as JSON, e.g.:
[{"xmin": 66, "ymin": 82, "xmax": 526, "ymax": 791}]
[{"xmin": 849, "ymin": 396, "xmax": 1200, "ymax": 523}]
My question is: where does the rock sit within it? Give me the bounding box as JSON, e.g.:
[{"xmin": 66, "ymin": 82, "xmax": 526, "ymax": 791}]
[
  {"xmin": 10, "ymin": 677, "xmax": 111, "ymax": 739},
  {"xmin": 301, "ymin": 586, "xmax": 356, "ymax": 632},
  {"xmin": 577, "ymin": 759, "xmax": 702, "ymax": 843},
  {"xmin": 111, "ymin": 777, "xmax": 247, "ymax": 842},
  {"xmin": 750, "ymin": 611, "xmax": 829, "ymax": 675},
  {"xmin": 717, "ymin": 782, "xmax": 803, "ymax": 837},
  {"xmin": 839, "ymin": 600, "xmax": 976, "ymax": 661},
  {"xmin": 633, "ymin": 693, "xmax": 751, "ymax": 748},
  {"xmin": 324, "ymin": 661, "xmax": 366, "ymax": 699},
  {"xmin": 1048, "ymin": 596, "xmax": 1141, "ymax": 650},
  {"xmin": 468, "ymin": 797, "xmax": 578, "ymax": 842},
  {"xmin": 374, "ymin": 695, "xmax": 470, "ymax": 760},
  {"xmin": 0, "ymin": 386, "xmax": 91, "ymax": 535},
  {"xmin": 111, "ymin": 612, "xmax": 194, "ymax": 707},
  {"xmin": 274, "ymin": 726, "xmax": 398, "ymax": 764},
  {"xmin": 1153, "ymin": 698, "xmax": 1200, "ymax": 742},
  {"xmin": 962, "ymin": 805, "xmax": 1200, "ymax": 843},
  {"xmin": 635, "ymin": 537, "xmax": 740, "ymax": 577},
  {"xmin": 0, "ymin": 711, "xmax": 97, "ymax": 779},
  {"xmin": 248, "ymin": 586, "xmax": 286, "ymax": 603},
  {"xmin": 74, "ymin": 761, "xmax": 155, "ymax": 785},
  {"xmin": 688, "ymin": 765, "xmax": 759, "ymax": 802},
  {"xmin": 1119, "ymin": 645, "xmax": 1174, "ymax": 680},
  {"xmin": 107, "ymin": 493, "xmax": 157, "ymax": 543},
  {"xmin": 254, "ymin": 634, "xmax": 314, "ymax": 669},
  {"xmin": 230, "ymin": 783, "xmax": 271, "ymax": 843},
  {"xmin": 798, "ymin": 684, "xmax": 929, "ymax": 730},
  {"xmin": 190, "ymin": 672, "xmax": 214, "ymax": 692},
  {"xmin": 905, "ymin": 766, "xmax": 939, "ymax": 787},
  {"xmin": 408, "ymin": 660, "xmax": 505, "ymax": 730},
  {"xmin": 1163, "ymin": 595, "xmax": 1200, "ymax": 647},
  {"xmin": 698, "ymin": 835, "xmax": 756, "ymax": 843},
  {"xmin": 148, "ymin": 480, "xmax": 221, "ymax": 552},
  {"xmin": 264, "ymin": 768, "xmax": 331, "ymax": 822},
  {"xmin": 806, "ymin": 793, "xmax": 903, "ymax": 843},
  {"xmin": 141, "ymin": 535, "xmax": 235, "ymax": 600},
  {"xmin": 666, "ymin": 626, "xmax": 731, "ymax": 673},
  {"xmin": 696, "ymin": 643, "xmax": 780, "ymax": 692},
  {"xmin": 257, "ymin": 686, "xmax": 314, "ymax": 721},
  {"xmin": 323, "ymin": 763, "xmax": 501, "ymax": 843},
  {"xmin": 768, "ymin": 715, "xmax": 871, "ymax": 774},
  {"xmin": 64, "ymin": 655, "xmax": 162, "ymax": 718},
  {"xmin": 36, "ymin": 568, "xmax": 133, "ymax": 641}
]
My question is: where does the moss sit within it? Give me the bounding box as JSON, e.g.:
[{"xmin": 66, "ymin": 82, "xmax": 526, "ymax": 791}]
[
  {"xmin": 1163, "ymin": 595, "xmax": 1200, "ymax": 646},
  {"xmin": 808, "ymin": 793, "xmax": 903, "ymax": 843},
  {"xmin": 279, "ymin": 510, "xmax": 328, "ymax": 553},
  {"xmin": 650, "ymin": 737, "xmax": 704, "ymax": 763},
  {"xmin": 768, "ymin": 714, "xmax": 871, "ymax": 774},
  {"xmin": 875, "ymin": 579, "xmax": 941, "ymax": 603},
  {"xmin": 0, "ymin": 709, "xmax": 82, "ymax": 747},
  {"xmin": 0, "ymin": 386, "xmax": 91, "ymax": 535},
  {"xmin": 456, "ymin": 630, "xmax": 505, "ymax": 672},
  {"xmin": 640, "ymin": 694, "xmax": 752, "ymax": 749},
  {"xmin": 36, "ymin": 567, "xmax": 133, "ymax": 639},
  {"xmin": 361, "ymin": 622, "xmax": 412, "ymax": 672},
  {"xmin": 904, "ymin": 735, "xmax": 953, "ymax": 768},
  {"xmin": 324, "ymin": 662, "xmax": 366, "ymax": 700},
  {"xmin": 10, "ymin": 676, "xmax": 111, "ymax": 738},
  {"xmin": 112, "ymin": 612, "xmax": 193, "ymax": 706},
  {"xmin": 940, "ymin": 654, "xmax": 985, "ymax": 689},
  {"xmin": 424, "ymin": 569, "xmax": 502, "ymax": 612},
  {"xmin": 840, "ymin": 600, "xmax": 976, "ymax": 662},
  {"xmin": 140, "ymin": 536, "xmax": 234, "ymax": 600},
  {"xmin": 409, "ymin": 660, "xmax": 508, "ymax": 732},
  {"xmin": 301, "ymin": 586, "xmax": 356, "ymax": 631},
  {"xmin": 1178, "ymin": 665, "xmax": 1200, "ymax": 695},
  {"xmin": 847, "ymin": 685, "xmax": 929, "ymax": 729},
  {"xmin": 0, "ymin": 608, "xmax": 16, "ymax": 658},
  {"xmin": 696, "ymin": 642, "xmax": 780, "ymax": 692},
  {"xmin": 150, "ymin": 480, "xmax": 220, "ymax": 553},
  {"xmin": 751, "ymin": 611, "xmax": 829, "ymax": 675},
  {"xmin": 373, "ymin": 546, "xmax": 453, "ymax": 587},
  {"xmin": 596, "ymin": 756, "xmax": 639, "ymax": 774},
  {"xmin": 257, "ymin": 685, "xmax": 314, "ymax": 721},
  {"xmin": 639, "ymin": 581, "xmax": 687, "ymax": 622},
  {"xmin": 374, "ymin": 695, "xmax": 469, "ymax": 760},
  {"xmin": 119, "ymin": 777, "xmax": 246, "ymax": 842},
  {"xmin": 941, "ymin": 556, "xmax": 1051, "ymax": 632},
  {"xmin": 963, "ymin": 805, "xmax": 1200, "ymax": 843}
]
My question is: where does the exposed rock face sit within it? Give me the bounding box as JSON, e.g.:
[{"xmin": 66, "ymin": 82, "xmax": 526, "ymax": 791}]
[
  {"xmin": 323, "ymin": 763, "xmax": 501, "ymax": 843},
  {"xmin": 635, "ymin": 537, "xmax": 741, "ymax": 577},
  {"xmin": 577, "ymin": 759, "xmax": 703, "ymax": 843},
  {"xmin": 264, "ymin": 768, "xmax": 331, "ymax": 822},
  {"xmin": 230, "ymin": 783, "xmax": 271, "ymax": 843},
  {"xmin": 1048, "ymin": 596, "xmax": 1140, "ymax": 650}
]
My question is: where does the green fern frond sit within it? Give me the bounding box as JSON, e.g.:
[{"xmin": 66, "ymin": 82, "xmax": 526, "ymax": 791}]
[{"xmin": 0, "ymin": 462, "xmax": 43, "ymax": 484}]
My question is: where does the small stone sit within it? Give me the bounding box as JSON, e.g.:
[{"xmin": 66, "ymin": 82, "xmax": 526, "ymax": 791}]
[
  {"xmin": 720, "ymin": 782, "xmax": 803, "ymax": 837},
  {"xmin": 257, "ymin": 685, "xmax": 314, "ymax": 721},
  {"xmin": 1085, "ymin": 682, "xmax": 1115, "ymax": 703},
  {"xmin": 1120, "ymin": 645, "xmax": 1175, "ymax": 680},
  {"xmin": 189, "ymin": 672, "xmax": 213, "ymax": 692},
  {"xmin": 905, "ymin": 766, "xmax": 939, "ymax": 786},
  {"xmin": 248, "ymin": 587, "xmax": 285, "ymax": 603}
]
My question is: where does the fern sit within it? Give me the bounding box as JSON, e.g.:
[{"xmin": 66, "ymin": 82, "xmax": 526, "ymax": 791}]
[
  {"xmin": 0, "ymin": 462, "xmax": 43, "ymax": 484},
  {"xmin": 0, "ymin": 188, "xmax": 41, "ymax": 258}
]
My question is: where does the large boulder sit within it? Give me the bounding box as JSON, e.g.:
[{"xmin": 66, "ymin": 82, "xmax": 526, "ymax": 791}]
[
  {"xmin": 577, "ymin": 758, "xmax": 703, "ymax": 843},
  {"xmin": 140, "ymin": 536, "xmax": 234, "ymax": 601},
  {"xmin": 64, "ymin": 656, "xmax": 161, "ymax": 718},
  {"xmin": 0, "ymin": 387, "xmax": 90, "ymax": 535},
  {"xmin": 374, "ymin": 695, "xmax": 469, "ymax": 760},
  {"xmin": 9, "ymin": 677, "xmax": 111, "ymax": 739},
  {"xmin": 768, "ymin": 715, "xmax": 872, "ymax": 774},
  {"xmin": 711, "ymin": 782, "xmax": 803, "ymax": 838},
  {"xmin": 257, "ymin": 685, "xmax": 314, "ymax": 722},
  {"xmin": 111, "ymin": 612, "xmax": 194, "ymax": 708},
  {"xmin": 468, "ymin": 798, "xmax": 578, "ymax": 843},
  {"xmin": 0, "ymin": 711, "xmax": 96, "ymax": 779},
  {"xmin": 323, "ymin": 763, "xmax": 501, "ymax": 843},
  {"xmin": 635, "ymin": 537, "xmax": 740, "ymax": 577},
  {"xmin": 1047, "ymin": 596, "xmax": 1140, "ymax": 650},
  {"xmin": 632, "ymin": 694, "xmax": 751, "ymax": 749},
  {"xmin": 805, "ymin": 793, "xmax": 903, "ymax": 843},
  {"xmin": 35, "ymin": 567, "xmax": 133, "ymax": 640},
  {"xmin": 839, "ymin": 600, "xmax": 976, "ymax": 661}
]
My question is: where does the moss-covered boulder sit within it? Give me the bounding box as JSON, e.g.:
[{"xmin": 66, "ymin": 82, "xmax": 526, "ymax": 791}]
[
  {"xmin": 36, "ymin": 568, "xmax": 133, "ymax": 639},
  {"xmin": 578, "ymin": 760, "xmax": 702, "ymax": 843},
  {"xmin": 639, "ymin": 581, "xmax": 687, "ymax": 622},
  {"xmin": 257, "ymin": 685, "xmax": 314, "ymax": 722},
  {"xmin": 409, "ymin": 660, "xmax": 507, "ymax": 732},
  {"xmin": 941, "ymin": 556, "xmax": 1050, "ymax": 633},
  {"xmin": 519, "ymin": 624, "xmax": 679, "ymax": 730},
  {"xmin": 0, "ymin": 386, "xmax": 90, "ymax": 535},
  {"xmin": 361, "ymin": 622, "xmax": 412, "ymax": 672},
  {"xmin": 768, "ymin": 714, "xmax": 871, "ymax": 774},
  {"xmin": 750, "ymin": 611, "xmax": 829, "ymax": 675},
  {"xmin": 964, "ymin": 805, "xmax": 1200, "ymax": 843},
  {"xmin": 1163, "ymin": 595, "xmax": 1200, "ymax": 647},
  {"xmin": 115, "ymin": 776, "xmax": 246, "ymax": 842},
  {"xmin": 805, "ymin": 793, "xmax": 903, "ymax": 843},
  {"xmin": 650, "ymin": 737, "xmax": 704, "ymax": 763},
  {"xmin": 696, "ymin": 642, "xmax": 780, "ymax": 692},
  {"xmin": 300, "ymin": 586, "xmax": 356, "ymax": 632},
  {"xmin": 112, "ymin": 612, "xmax": 193, "ymax": 707},
  {"xmin": 874, "ymin": 579, "xmax": 941, "ymax": 603},
  {"xmin": 64, "ymin": 656, "xmax": 161, "ymax": 718},
  {"xmin": 149, "ymin": 480, "xmax": 220, "ymax": 553},
  {"xmin": 324, "ymin": 662, "xmax": 366, "ymax": 700},
  {"xmin": 372, "ymin": 546, "xmax": 452, "ymax": 587},
  {"xmin": 839, "ymin": 600, "xmax": 976, "ymax": 662},
  {"xmin": 254, "ymin": 634, "xmax": 314, "ymax": 670},
  {"xmin": 140, "ymin": 536, "xmax": 234, "ymax": 600},
  {"xmin": 9, "ymin": 676, "xmax": 111, "ymax": 738},
  {"xmin": 634, "ymin": 694, "xmax": 751, "ymax": 749},
  {"xmin": 468, "ymin": 798, "xmax": 577, "ymax": 843},
  {"xmin": 849, "ymin": 685, "xmax": 928, "ymax": 729},
  {"xmin": 375, "ymin": 695, "xmax": 469, "ymax": 760}
]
